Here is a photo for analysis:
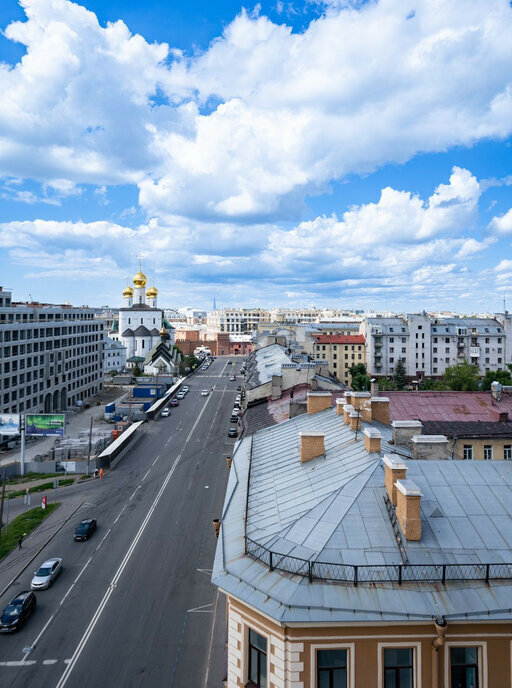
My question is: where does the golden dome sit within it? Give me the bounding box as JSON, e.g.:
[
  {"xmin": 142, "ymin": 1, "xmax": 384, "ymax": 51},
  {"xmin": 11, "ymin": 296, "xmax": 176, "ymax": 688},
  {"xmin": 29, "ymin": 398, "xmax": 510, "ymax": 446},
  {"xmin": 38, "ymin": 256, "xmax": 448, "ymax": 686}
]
[
  {"xmin": 133, "ymin": 270, "xmax": 147, "ymax": 288},
  {"xmin": 159, "ymin": 324, "xmax": 169, "ymax": 337},
  {"xmin": 123, "ymin": 285, "xmax": 134, "ymax": 297},
  {"xmin": 146, "ymin": 286, "xmax": 158, "ymax": 298}
]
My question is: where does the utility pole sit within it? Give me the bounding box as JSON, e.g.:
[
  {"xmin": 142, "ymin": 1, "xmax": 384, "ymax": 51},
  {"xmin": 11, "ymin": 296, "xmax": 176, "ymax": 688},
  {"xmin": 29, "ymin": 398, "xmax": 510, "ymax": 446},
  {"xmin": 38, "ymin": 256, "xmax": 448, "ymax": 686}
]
[
  {"xmin": 20, "ymin": 414, "xmax": 26, "ymax": 477},
  {"xmin": 86, "ymin": 416, "xmax": 93, "ymax": 476}
]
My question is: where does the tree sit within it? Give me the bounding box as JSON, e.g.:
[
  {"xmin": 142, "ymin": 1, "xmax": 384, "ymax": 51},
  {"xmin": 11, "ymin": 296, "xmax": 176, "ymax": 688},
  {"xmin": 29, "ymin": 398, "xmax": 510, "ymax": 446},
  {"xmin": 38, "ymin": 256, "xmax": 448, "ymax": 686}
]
[
  {"xmin": 108, "ymin": 370, "xmax": 118, "ymax": 378},
  {"xmin": 377, "ymin": 378, "xmax": 397, "ymax": 391},
  {"xmin": 348, "ymin": 363, "xmax": 371, "ymax": 391},
  {"xmin": 481, "ymin": 368, "xmax": 512, "ymax": 391},
  {"xmin": 443, "ymin": 361, "xmax": 479, "ymax": 391},
  {"xmin": 393, "ymin": 359, "xmax": 407, "ymax": 390},
  {"xmin": 133, "ymin": 363, "xmax": 143, "ymax": 377},
  {"xmin": 419, "ymin": 378, "xmax": 449, "ymax": 391}
]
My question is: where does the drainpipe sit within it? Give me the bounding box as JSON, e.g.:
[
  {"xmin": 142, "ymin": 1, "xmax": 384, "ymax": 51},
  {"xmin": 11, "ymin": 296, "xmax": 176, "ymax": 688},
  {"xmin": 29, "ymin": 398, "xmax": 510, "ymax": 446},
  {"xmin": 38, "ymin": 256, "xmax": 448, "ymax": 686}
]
[{"xmin": 432, "ymin": 617, "xmax": 447, "ymax": 688}]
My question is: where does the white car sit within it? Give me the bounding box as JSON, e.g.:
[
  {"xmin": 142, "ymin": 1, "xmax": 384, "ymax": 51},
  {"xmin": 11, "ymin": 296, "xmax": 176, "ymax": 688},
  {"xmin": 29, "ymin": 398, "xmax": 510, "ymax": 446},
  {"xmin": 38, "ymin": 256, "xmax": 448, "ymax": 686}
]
[
  {"xmin": 31, "ymin": 558, "xmax": 63, "ymax": 590},
  {"xmin": 181, "ymin": 386, "xmax": 189, "ymax": 394},
  {"xmin": 161, "ymin": 408, "xmax": 170, "ymax": 417},
  {"xmin": 176, "ymin": 391, "xmax": 185, "ymax": 399},
  {"xmin": 201, "ymin": 389, "xmax": 209, "ymax": 396}
]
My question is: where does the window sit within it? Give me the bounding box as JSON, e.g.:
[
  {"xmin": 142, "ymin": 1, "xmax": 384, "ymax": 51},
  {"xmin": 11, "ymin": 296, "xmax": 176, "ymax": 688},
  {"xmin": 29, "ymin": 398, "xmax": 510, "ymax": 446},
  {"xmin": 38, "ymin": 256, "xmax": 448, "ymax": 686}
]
[
  {"xmin": 383, "ymin": 647, "xmax": 413, "ymax": 687},
  {"xmin": 483, "ymin": 445, "xmax": 493, "ymax": 461},
  {"xmin": 450, "ymin": 646, "xmax": 479, "ymax": 688},
  {"xmin": 317, "ymin": 649, "xmax": 347, "ymax": 688},
  {"xmin": 504, "ymin": 445, "xmax": 512, "ymax": 461},
  {"xmin": 248, "ymin": 629, "xmax": 267, "ymax": 687},
  {"xmin": 463, "ymin": 445, "xmax": 473, "ymax": 460}
]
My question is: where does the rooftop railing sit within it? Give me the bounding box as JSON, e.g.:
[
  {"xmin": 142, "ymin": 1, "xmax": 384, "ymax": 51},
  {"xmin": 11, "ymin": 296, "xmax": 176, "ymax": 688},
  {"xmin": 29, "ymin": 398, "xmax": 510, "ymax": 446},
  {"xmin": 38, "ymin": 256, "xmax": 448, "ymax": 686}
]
[{"xmin": 245, "ymin": 537, "xmax": 512, "ymax": 586}]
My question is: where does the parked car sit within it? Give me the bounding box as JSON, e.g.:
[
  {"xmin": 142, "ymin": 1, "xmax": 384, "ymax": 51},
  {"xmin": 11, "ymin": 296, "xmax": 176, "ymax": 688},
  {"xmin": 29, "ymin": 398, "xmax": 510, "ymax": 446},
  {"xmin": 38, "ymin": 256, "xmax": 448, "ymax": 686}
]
[
  {"xmin": 230, "ymin": 414, "xmax": 239, "ymax": 423},
  {"xmin": 0, "ymin": 591, "xmax": 36, "ymax": 633},
  {"xmin": 74, "ymin": 518, "xmax": 97, "ymax": 541},
  {"xmin": 228, "ymin": 427, "xmax": 238, "ymax": 438},
  {"xmin": 176, "ymin": 391, "xmax": 185, "ymax": 399},
  {"xmin": 31, "ymin": 558, "xmax": 63, "ymax": 590},
  {"xmin": 237, "ymin": 385, "xmax": 242, "ymax": 391},
  {"xmin": 170, "ymin": 398, "xmax": 179, "ymax": 407},
  {"xmin": 161, "ymin": 408, "xmax": 170, "ymax": 417},
  {"xmin": 181, "ymin": 386, "xmax": 189, "ymax": 394},
  {"xmin": 201, "ymin": 389, "xmax": 209, "ymax": 396}
]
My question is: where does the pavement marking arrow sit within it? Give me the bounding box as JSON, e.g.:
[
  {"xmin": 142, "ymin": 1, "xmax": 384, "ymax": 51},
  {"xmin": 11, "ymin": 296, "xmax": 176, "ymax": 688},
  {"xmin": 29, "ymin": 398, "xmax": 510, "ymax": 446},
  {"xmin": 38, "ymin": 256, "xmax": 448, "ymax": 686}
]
[{"xmin": 187, "ymin": 603, "xmax": 214, "ymax": 613}]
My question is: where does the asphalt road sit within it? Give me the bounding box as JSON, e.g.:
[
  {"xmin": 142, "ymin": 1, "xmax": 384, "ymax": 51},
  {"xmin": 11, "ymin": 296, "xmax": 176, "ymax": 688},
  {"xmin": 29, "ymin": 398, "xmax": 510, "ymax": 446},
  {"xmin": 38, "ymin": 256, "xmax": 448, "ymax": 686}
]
[{"xmin": 0, "ymin": 356, "xmax": 242, "ymax": 688}]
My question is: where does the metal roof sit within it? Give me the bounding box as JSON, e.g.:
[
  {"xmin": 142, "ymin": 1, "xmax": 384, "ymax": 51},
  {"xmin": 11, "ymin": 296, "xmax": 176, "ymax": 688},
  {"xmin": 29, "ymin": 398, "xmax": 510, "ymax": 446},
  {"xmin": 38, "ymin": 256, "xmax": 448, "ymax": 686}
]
[
  {"xmin": 212, "ymin": 407, "xmax": 512, "ymax": 624},
  {"xmin": 387, "ymin": 391, "xmax": 512, "ymax": 422},
  {"xmin": 244, "ymin": 343, "xmax": 291, "ymax": 389}
]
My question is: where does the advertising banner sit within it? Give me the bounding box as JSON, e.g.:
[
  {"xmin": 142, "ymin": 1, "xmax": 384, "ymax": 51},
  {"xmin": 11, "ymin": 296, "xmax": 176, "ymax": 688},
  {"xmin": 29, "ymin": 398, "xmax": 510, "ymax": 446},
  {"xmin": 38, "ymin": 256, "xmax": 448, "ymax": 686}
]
[
  {"xmin": 25, "ymin": 414, "xmax": 66, "ymax": 437},
  {"xmin": 0, "ymin": 414, "xmax": 20, "ymax": 435}
]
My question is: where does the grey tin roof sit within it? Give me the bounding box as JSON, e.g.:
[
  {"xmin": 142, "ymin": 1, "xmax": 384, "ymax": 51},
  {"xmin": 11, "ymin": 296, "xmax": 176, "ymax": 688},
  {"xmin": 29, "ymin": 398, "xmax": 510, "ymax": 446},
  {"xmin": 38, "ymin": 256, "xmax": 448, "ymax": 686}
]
[
  {"xmin": 244, "ymin": 343, "xmax": 292, "ymax": 389},
  {"xmin": 212, "ymin": 407, "xmax": 512, "ymax": 624}
]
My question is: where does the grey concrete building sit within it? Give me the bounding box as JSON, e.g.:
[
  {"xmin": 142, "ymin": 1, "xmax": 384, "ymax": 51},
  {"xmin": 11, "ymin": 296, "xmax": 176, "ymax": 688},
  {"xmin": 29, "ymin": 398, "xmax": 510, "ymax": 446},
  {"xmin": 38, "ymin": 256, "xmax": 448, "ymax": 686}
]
[{"xmin": 0, "ymin": 287, "xmax": 104, "ymax": 415}]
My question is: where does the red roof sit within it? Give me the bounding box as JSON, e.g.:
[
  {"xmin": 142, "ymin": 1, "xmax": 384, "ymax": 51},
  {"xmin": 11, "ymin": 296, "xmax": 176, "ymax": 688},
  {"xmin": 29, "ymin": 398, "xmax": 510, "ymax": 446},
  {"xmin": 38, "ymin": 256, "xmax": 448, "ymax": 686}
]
[
  {"xmin": 386, "ymin": 391, "xmax": 512, "ymax": 423},
  {"xmin": 313, "ymin": 334, "xmax": 365, "ymax": 344}
]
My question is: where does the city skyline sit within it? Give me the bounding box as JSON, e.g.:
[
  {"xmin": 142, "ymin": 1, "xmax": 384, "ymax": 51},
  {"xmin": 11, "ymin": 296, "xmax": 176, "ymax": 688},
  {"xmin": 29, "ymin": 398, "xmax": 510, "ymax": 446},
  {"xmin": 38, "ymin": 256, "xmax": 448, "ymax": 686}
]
[{"xmin": 1, "ymin": 0, "xmax": 512, "ymax": 312}]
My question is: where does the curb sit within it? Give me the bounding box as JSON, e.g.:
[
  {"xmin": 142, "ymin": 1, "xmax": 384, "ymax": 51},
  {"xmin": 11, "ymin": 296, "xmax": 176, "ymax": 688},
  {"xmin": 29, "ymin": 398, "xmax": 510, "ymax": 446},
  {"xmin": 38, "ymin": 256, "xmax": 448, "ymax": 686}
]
[{"xmin": 0, "ymin": 498, "xmax": 87, "ymax": 599}]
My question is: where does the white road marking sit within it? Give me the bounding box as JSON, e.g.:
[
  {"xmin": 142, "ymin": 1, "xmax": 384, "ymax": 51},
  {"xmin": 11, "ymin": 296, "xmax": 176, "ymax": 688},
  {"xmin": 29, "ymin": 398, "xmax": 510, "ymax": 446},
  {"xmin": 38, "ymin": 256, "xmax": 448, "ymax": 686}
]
[
  {"xmin": 142, "ymin": 468, "xmax": 151, "ymax": 482},
  {"xmin": 113, "ymin": 505, "xmax": 126, "ymax": 524},
  {"xmin": 129, "ymin": 485, "xmax": 141, "ymax": 500},
  {"xmin": 203, "ymin": 590, "xmax": 220, "ymax": 688},
  {"xmin": 196, "ymin": 568, "xmax": 213, "ymax": 575},
  {"xmin": 187, "ymin": 603, "xmax": 213, "ymax": 613},
  {"xmin": 43, "ymin": 659, "xmax": 58, "ymax": 665},
  {"xmin": 0, "ymin": 661, "xmax": 37, "ymax": 667},
  {"xmin": 152, "ymin": 455, "xmax": 160, "ymax": 465},
  {"xmin": 55, "ymin": 395, "xmax": 214, "ymax": 688}
]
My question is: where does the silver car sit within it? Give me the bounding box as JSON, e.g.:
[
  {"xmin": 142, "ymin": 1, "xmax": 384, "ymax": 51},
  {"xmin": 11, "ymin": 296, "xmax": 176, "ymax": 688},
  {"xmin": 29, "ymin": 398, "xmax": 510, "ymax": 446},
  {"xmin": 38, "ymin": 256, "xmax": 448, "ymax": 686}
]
[{"xmin": 31, "ymin": 558, "xmax": 63, "ymax": 590}]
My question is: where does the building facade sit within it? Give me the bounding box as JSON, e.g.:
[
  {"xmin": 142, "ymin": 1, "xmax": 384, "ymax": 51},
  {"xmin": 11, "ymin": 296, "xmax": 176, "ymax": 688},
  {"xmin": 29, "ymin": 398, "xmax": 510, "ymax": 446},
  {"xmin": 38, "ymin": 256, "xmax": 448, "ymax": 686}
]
[
  {"xmin": 362, "ymin": 314, "xmax": 509, "ymax": 379},
  {"xmin": 311, "ymin": 334, "xmax": 365, "ymax": 384},
  {"xmin": 103, "ymin": 335, "xmax": 127, "ymax": 374},
  {"xmin": 0, "ymin": 287, "xmax": 104, "ymax": 414}
]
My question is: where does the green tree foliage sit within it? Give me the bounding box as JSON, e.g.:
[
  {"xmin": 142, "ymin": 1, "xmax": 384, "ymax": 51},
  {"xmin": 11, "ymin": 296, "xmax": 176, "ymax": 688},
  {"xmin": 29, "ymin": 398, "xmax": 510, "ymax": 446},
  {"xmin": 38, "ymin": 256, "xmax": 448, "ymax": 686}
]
[
  {"xmin": 480, "ymin": 368, "xmax": 512, "ymax": 391},
  {"xmin": 377, "ymin": 378, "xmax": 397, "ymax": 391},
  {"xmin": 419, "ymin": 378, "xmax": 449, "ymax": 391},
  {"xmin": 442, "ymin": 361, "xmax": 479, "ymax": 391},
  {"xmin": 349, "ymin": 363, "xmax": 371, "ymax": 391},
  {"xmin": 393, "ymin": 359, "xmax": 407, "ymax": 390},
  {"xmin": 133, "ymin": 363, "xmax": 143, "ymax": 377}
]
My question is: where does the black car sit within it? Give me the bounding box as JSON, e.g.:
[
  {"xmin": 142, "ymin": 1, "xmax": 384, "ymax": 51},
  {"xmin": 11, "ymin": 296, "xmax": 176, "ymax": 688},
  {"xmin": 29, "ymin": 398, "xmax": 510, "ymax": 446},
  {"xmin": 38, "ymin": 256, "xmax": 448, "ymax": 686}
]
[
  {"xmin": 0, "ymin": 591, "xmax": 36, "ymax": 633},
  {"xmin": 228, "ymin": 427, "xmax": 238, "ymax": 438},
  {"xmin": 74, "ymin": 518, "xmax": 97, "ymax": 541},
  {"xmin": 237, "ymin": 385, "xmax": 242, "ymax": 391}
]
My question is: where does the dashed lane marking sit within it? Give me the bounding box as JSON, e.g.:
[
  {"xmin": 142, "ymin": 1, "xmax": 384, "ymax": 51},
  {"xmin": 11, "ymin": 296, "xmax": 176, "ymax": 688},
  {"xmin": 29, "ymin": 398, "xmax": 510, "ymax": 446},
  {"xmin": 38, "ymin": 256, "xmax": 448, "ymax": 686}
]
[
  {"xmin": 43, "ymin": 660, "xmax": 58, "ymax": 665},
  {"xmin": 0, "ymin": 661, "xmax": 37, "ymax": 667}
]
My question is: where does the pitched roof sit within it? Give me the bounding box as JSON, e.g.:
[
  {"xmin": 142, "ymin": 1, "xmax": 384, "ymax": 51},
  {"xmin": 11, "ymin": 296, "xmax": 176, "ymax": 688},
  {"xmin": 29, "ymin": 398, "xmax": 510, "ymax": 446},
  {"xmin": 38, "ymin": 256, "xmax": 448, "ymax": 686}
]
[
  {"xmin": 121, "ymin": 328, "xmax": 134, "ymax": 337},
  {"xmin": 312, "ymin": 334, "xmax": 365, "ymax": 344},
  {"xmin": 133, "ymin": 325, "xmax": 151, "ymax": 336},
  {"xmin": 386, "ymin": 391, "xmax": 512, "ymax": 422},
  {"xmin": 421, "ymin": 420, "xmax": 512, "ymax": 438}
]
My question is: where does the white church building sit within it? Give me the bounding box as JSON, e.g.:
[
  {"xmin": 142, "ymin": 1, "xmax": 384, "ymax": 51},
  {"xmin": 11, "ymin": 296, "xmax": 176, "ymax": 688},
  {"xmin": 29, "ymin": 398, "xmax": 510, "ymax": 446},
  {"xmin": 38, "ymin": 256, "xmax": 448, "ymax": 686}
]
[{"xmin": 110, "ymin": 266, "xmax": 174, "ymax": 369}]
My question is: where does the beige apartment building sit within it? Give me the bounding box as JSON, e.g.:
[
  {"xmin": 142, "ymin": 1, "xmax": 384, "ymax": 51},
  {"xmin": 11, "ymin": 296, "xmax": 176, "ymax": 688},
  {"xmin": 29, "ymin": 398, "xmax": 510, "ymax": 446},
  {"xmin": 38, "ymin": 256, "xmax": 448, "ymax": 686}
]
[
  {"xmin": 312, "ymin": 334, "xmax": 365, "ymax": 384},
  {"xmin": 213, "ymin": 392, "xmax": 512, "ymax": 688}
]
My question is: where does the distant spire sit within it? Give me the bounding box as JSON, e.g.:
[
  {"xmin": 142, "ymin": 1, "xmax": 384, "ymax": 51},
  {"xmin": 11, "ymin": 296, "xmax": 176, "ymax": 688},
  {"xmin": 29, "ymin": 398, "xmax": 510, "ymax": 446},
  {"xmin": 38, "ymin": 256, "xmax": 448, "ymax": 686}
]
[{"xmin": 213, "ymin": 295, "xmax": 217, "ymax": 311}]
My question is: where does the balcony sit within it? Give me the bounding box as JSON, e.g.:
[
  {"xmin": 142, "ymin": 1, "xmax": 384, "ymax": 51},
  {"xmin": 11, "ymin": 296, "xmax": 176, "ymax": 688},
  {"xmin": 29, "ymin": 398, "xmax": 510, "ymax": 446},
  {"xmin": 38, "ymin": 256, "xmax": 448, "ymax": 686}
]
[{"xmin": 470, "ymin": 347, "xmax": 480, "ymax": 357}]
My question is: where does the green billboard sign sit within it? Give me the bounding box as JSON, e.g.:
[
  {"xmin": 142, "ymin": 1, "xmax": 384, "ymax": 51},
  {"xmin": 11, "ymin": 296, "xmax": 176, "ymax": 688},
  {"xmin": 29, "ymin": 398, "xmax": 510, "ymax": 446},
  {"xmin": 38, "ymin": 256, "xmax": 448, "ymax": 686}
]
[{"xmin": 25, "ymin": 414, "xmax": 66, "ymax": 437}]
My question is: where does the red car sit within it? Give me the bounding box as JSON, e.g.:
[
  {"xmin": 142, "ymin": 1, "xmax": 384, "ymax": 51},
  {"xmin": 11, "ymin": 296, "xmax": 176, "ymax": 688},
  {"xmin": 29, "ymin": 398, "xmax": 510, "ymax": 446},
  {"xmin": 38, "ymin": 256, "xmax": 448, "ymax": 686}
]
[{"xmin": 170, "ymin": 398, "xmax": 179, "ymax": 407}]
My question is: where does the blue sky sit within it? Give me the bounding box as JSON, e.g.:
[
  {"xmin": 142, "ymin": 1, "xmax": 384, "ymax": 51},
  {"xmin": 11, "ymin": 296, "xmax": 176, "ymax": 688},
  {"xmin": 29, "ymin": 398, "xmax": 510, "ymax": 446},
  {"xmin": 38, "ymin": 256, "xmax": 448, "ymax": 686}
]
[{"xmin": 1, "ymin": 0, "xmax": 512, "ymax": 312}]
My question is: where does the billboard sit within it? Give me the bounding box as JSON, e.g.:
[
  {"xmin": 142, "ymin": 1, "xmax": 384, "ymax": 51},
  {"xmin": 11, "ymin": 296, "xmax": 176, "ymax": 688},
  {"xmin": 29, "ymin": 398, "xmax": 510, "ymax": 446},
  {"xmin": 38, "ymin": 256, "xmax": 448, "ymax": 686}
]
[
  {"xmin": 26, "ymin": 414, "xmax": 66, "ymax": 437},
  {"xmin": 0, "ymin": 414, "xmax": 20, "ymax": 436}
]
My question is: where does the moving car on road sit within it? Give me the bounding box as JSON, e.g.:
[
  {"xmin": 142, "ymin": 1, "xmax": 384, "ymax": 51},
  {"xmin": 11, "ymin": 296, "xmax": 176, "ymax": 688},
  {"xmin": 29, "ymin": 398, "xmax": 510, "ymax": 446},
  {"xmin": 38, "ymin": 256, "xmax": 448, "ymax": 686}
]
[
  {"xmin": 161, "ymin": 408, "xmax": 170, "ymax": 417},
  {"xmin": 0, "ymin": 591, "xmax": 36, "ymax": 633},
  {"xmin": 229, "ymin": 375, "xmax": 236, "ymax": 381},
  {"xmin": 31, "ymin": 558, "xmax": 63, "ymax": 590},
  {"xmin": 201, "ymin": 389, "xmax": 209, "ymax": 396},
  {"xmin": 74, "ymin": 519, "xmax": 97, "ymax": 541}
]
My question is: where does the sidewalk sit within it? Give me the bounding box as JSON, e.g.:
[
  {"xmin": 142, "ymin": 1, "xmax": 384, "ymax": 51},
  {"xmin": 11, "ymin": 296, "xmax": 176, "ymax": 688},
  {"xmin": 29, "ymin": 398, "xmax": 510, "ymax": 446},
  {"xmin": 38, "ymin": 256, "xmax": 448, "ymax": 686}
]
[{"xmin": 0, "ymin": 389, "xmax": 129, "ymax": 470}]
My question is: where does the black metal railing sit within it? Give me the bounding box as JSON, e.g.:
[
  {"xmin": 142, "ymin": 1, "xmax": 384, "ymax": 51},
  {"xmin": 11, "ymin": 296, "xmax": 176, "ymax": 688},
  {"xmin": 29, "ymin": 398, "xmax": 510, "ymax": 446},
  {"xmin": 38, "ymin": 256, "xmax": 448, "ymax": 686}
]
[{"xmin": 245, "ymin": 537, "xmax": 512, "ymax": 586}]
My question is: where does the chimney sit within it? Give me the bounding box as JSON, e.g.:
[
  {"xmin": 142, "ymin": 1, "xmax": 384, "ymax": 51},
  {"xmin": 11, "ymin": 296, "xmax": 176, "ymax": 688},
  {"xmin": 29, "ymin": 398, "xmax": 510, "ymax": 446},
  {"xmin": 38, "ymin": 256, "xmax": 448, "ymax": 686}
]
[
  {"xmin": 370, "ymin": 378, "xmax": 379, "ymax": 397},
  {"xmin": 335, "ymin": 398, "xmax": 345, "ymax": 416},
  {"xmin": 349, "ymin": 410, "xmax": 361, "ymax": 432},
  {"xmin": 364, "ymin": 427, "xmax": 381, "ymax": 453},
  {"xmin": 382, "ymin": 455, "xmax": 407, "ymax": 506},
  {"xmin": 307, "ymin": 392, "xmax": 332, "ymax": 415},
  {"xmin": 370, "ymin": 397, "xmax": 390, "ymax": 425},
  {"xmin": 350, "ymin": 391, "xmax": 372, "ymax": 411},
  {"xmin": 395, "ymin": 479, "xmax": 422, "ymax": 541},
  {"xmin": 361, "ymin": 399, "xmax": 372, "ymax": 422},
  {"xmin": 343, "ymin": 404, "xmax": 354, "ymax": 425},
  {"xmin": 391, "ymin": 420, "xmax": 422, "ymax": 447},
  {"xmin": 300, "ymin": 431, "xmax": 325, "ymax": 463},
  {"xmin": 411, "ymin": 435, "xmax": 449, "ymax": 460}
]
